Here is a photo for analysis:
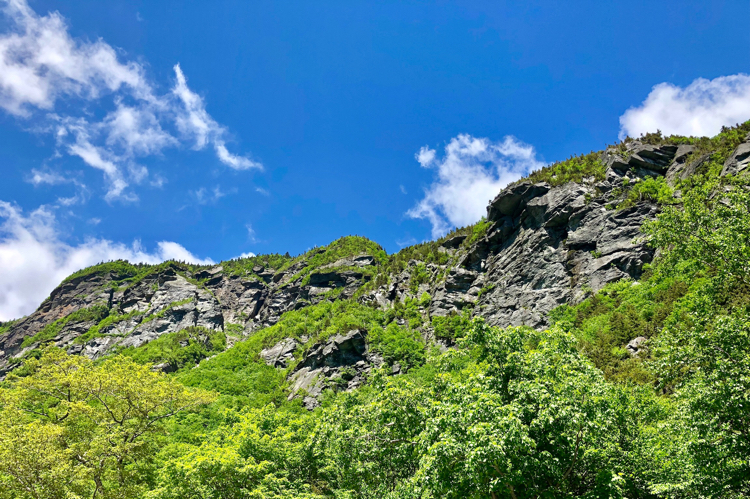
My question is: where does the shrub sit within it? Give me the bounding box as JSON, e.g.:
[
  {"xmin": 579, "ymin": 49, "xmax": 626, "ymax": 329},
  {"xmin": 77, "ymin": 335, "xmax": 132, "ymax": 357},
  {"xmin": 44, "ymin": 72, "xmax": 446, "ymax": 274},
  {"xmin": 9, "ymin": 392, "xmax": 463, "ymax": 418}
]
[{"xmin": 368, "ymin": 322, "xmax": 425, "ymax": 369}]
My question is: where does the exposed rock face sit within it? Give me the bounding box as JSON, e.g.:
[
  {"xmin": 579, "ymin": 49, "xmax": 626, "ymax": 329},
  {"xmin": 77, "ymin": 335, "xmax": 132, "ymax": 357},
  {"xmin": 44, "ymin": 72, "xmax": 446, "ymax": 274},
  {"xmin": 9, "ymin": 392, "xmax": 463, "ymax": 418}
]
[
  {"xmin": 721, "ymin": 133, "xmax": 750, "ymax": 177},
  {"xmin": 0, "ymin": 255, "xmax": 378, "ymax": 375},
  {"xmin": 260, "ymin": 338, "xmax": 299, "ymax": 368},
  {"xmin": 0, "ymin": 273, "xmax": 113, "ymax": 369},
  {"xmin": 428, "ymin": 169, "xmax": 657, "ymax": 329},
  {"xmin": 5, "ymin": 135, "xmax": 750, "ymax": 384},
  {"xmin": 604, "ymin": 143, "xmax": 692, "ymax": 176},
  {"xmin": 418, "ymin": 139, "xmax": 726, "ymax": 329},
  {"xmin": 287, "ymin": 330, "xmax": 382, "ymax": 409}
]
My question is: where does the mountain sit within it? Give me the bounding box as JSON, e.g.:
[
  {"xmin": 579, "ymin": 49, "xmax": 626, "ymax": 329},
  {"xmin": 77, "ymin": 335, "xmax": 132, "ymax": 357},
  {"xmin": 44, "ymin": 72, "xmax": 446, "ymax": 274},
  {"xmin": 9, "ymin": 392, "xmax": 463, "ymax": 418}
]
[
  {"xmin": 0, "ymin": 130, "xmax": 737, "ymax": 378},
  {"xmin": 1, "ymin": 122, "xmax": 749, "ymax": 498}
]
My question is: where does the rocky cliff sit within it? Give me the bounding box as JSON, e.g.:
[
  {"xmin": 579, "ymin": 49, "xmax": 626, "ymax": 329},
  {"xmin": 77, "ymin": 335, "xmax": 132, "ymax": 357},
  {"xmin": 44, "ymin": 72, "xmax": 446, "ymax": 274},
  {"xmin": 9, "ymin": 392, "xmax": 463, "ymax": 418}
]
[{"xmin": 3, "ymin": 129, "xmax": 749, "ymax": 401}]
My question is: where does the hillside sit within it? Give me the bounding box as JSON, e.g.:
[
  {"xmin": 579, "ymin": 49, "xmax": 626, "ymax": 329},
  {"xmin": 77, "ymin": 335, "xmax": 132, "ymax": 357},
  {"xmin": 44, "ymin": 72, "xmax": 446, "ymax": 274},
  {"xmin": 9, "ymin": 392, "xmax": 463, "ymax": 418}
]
[{"xmin": 1, "ymin": 122, "xmax": 750, "ymax": 498}]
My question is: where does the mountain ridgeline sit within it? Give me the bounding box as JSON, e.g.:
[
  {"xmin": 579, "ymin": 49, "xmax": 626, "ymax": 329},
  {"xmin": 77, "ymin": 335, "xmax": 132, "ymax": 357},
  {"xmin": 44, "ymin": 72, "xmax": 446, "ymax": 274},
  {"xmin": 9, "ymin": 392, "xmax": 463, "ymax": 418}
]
[{"xmin": 1, "ymin": 122, "xmax": 750, "ymax": 498}]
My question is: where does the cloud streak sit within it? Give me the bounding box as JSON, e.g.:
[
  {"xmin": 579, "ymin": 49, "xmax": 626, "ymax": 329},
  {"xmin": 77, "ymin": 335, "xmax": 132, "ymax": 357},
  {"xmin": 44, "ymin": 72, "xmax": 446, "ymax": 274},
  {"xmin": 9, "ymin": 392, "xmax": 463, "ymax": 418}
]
[
  {"xmin": 619, "ymin": 74, "xmax": 750, "ymax": 139},
  {"xmin": 408, "ymin": 134, "xmax": 544, "ymax": 238},
  {"xmin": 0, "ymin": 201, "xmax": 213, "ymax": 321},
  {"xmin": 0, "ymin": 0, "xmax": 261, "ymax": 201}
]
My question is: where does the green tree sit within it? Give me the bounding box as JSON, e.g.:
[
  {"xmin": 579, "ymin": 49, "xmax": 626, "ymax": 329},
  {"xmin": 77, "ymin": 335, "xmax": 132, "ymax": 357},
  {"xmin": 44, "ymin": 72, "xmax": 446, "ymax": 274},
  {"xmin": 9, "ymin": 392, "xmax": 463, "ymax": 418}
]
[
  {"xmin": 149, "ymin": 405, "xmax": 322, "ymax": 499},
  {"xmin": 643, "ymin": 178, "xmax": 750, "ymax": 289},
  {"xmin": 310, "ymin": 321, "xmax": 657, "ymax": 498},
  {"xmin": 0, "ymin": 350, "xmax": 216, "ymax": 499},
  {"xmin": 644, "ymin": 178, "xmax": 750, "ymax": 496}
]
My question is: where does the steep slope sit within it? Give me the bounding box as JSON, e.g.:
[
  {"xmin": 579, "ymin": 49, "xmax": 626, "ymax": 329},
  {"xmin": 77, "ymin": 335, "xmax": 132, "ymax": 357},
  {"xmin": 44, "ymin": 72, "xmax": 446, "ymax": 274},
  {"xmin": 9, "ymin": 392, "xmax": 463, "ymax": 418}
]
[
  {"xmin": 0, "ymin": 237, "xmax": 385, "ymax": 374},
  {"xmin": 2, "ymin": 124, "xmax": 749, "ymax": 385}
]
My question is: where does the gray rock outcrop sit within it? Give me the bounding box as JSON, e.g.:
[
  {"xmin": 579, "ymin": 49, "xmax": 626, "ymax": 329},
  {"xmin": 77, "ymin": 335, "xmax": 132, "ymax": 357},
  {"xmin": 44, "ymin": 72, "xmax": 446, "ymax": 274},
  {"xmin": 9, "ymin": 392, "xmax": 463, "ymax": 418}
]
[
  {"xmin": 721, "ymin": 133, "xmax": 750, "ymax": 177},
  {"xmin": 6, "ymin": 133, "xmax": 750, "ymax": 386},
  {"xmin": 0, "ymin": 254, "xmax": 378, "ymax": 374},
  {"xmin": 287, "ymin": 330, "xmax": 382, "ymax": 409},
  {"xmin": 427, "ymin": 173, "xmax": 656, "ymax": 329},
  {"xmin": 260, "ymin": 338, "xmax": 299, "ymax": 368}
]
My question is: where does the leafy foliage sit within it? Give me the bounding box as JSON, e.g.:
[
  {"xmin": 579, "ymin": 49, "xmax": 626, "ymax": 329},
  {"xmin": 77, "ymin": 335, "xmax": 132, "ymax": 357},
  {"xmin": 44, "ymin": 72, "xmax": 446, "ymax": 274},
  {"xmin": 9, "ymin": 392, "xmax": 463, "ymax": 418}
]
[
  {"xmin": 644, "ymin": 177, "xmax": 750, "ymax": 289},
  {"xmin": 616, "ymin": 176, "xmax": 676, "ymax": 210},
  {"xmin": 368, "ymin": 322, "xmax": 425, "ymax": 368},
  {"xmin": 119, "ymin": 326, "xmax": 226, "ymax": 372},
  {"xmin": 6, "ymin": 123, "xmax": 750, "ymax": 498},
  {"xmin": 431, "ymin": 309, "xmax": 473, "ymax": 340},
  {"xmin": 550, "ymin": 278, "xmax": 688, "ymax": 383},
  {"xmin": 0, "ymin": 350, "xmax": 215, "ymax": 499}
]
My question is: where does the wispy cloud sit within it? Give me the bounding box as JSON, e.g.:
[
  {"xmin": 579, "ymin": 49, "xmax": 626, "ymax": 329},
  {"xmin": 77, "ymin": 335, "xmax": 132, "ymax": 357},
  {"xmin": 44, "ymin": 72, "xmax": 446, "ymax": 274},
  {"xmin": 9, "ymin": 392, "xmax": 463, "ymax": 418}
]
[
  {"xmin": 0, "ymin": 0, "xmax": 261, "ymax": 202},
  {"xmin": 0, "ymin": 201, "xmax": 213, "ymax": 320},
  {"xmin": 27, "ymin": 167, "xmax": 89, "ymax": 206},
  {"xmin": 396, "ymin": 236, "xmax": 417, "ymax": 248},
  {"xmin": 246, "ymin": 224, "xmax": 257, "ymax": 243},
  {"xmin": 28, "ymin": 168, "xmax": 72, "ymax": 186},
  {"xmin": 172, "ymin": 65, "xmax": 262, "ymax": 171},
  {"xmin": 619, "ymin": 74, "xmax": 750, "ymax": 139},
  {"xmin": 408, "ymin": 134, "xmax": 544, "ymax": 238},
  {"xmin": 192, "ymin": 185, "xmax": 233, "ymax": 205}
]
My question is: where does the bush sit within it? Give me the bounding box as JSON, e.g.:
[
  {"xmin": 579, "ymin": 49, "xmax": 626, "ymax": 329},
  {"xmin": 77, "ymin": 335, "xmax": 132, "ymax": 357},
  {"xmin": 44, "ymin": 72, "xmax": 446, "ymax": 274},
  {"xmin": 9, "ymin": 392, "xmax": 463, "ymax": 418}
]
[
  {"xmin": 525, "ymin": 151, "xmax": 605, "ymax": 186},
  {"xmin": 431, "ymin": 311, "xmax": 472, "ymax": 340},
  {"xmin": 368, "ymin": 323, "xmax": 425, "ymax": 369}
]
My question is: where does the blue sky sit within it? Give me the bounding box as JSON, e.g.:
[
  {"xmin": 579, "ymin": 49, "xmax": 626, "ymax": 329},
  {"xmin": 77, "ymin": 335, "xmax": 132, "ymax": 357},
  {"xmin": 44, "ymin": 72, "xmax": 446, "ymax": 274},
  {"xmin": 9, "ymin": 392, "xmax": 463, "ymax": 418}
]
[{"xmin": 1, "ymin": 0, "xmax": 749, "ymax": 319}]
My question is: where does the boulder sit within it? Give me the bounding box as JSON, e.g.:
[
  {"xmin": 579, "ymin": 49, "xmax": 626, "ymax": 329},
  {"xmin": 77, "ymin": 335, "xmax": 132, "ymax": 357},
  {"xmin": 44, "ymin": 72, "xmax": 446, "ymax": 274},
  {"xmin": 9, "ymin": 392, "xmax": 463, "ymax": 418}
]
[
  {"xmin": 605, "ymin": 142, "xmax": 685, "ymax": 176},
  {"xmin": 286, "ymin": 330, "xmax": 382, "ymax": 409},
  {"xmin": 487, "ymin": 182, "xmax": 550, "ymax": 221},
  {"xmin": 721, "ymin": 134, "xmax": 750, "ymax": 176},
  {"xmin": 260, "ymin": 338, "xmax": 298, "ymax": 368},
  {"xmin": 626, "ymin": 336, "xmax": 648, "ymax": 357}
]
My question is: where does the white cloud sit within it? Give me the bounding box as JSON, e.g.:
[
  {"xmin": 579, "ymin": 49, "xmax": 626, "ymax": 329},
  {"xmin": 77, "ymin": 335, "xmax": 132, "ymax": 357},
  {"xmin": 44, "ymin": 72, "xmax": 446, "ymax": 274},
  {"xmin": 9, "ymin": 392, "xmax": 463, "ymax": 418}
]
[
  {"xmin": 255, "ymin": 187, "xmax": 270, "ymax": 196},
  {"xmin": 399, "ymin": 184, "xmax": 407, "ymax": 194},
  {"xmin": 104, "ymin": 103, "xmax": 177, "ymax": 155},
  {"xmin": 0, "ymin": 0, "xmax": 149, "ymax": 116},
  {"xmin": 407, "ymin": 134, "xmax": 544, "ymax": 238},
  {"xmin": 150, "ymin": 174, "xmax": 166, "ymax": 188},
  {"xmin": 619, "ymin": 74, "xmax": 750, "ymax": 139},
  {"xmin": 0, "ymin": 200, "xmax": 213, "ymax": 320},
  {"xmin": 173, "ymin": 65, "xmax": 262, "ymax": 170},
  {"xmin": 28, "ymin": 168, "xmax": 70, "ymax": 186},
  {"xmin": 192, "ymin": 185, "xmax": 231, "ymax": 205},
  {"xmin": 416, "ymin": 146, "xmax": 436, "ymax": 167},
  {"xmin": 238, "ymin": 251, "xmax": 256, "ymax": 258},
  {"xmin": 0, "ymin": 0, "xmax": 260, "ymax": 202},
  {"xmin": 246, "ymin": 224, "xmax": 257, "ymax": 243}
]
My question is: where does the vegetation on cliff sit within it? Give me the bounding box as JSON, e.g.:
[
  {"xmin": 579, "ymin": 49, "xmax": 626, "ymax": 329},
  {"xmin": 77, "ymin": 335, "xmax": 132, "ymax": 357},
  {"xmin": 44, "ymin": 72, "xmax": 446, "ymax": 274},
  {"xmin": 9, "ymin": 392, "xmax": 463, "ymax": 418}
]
[{"xmin": 1, "ymin": 123, "xmax": 750, "ymax": 498}]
